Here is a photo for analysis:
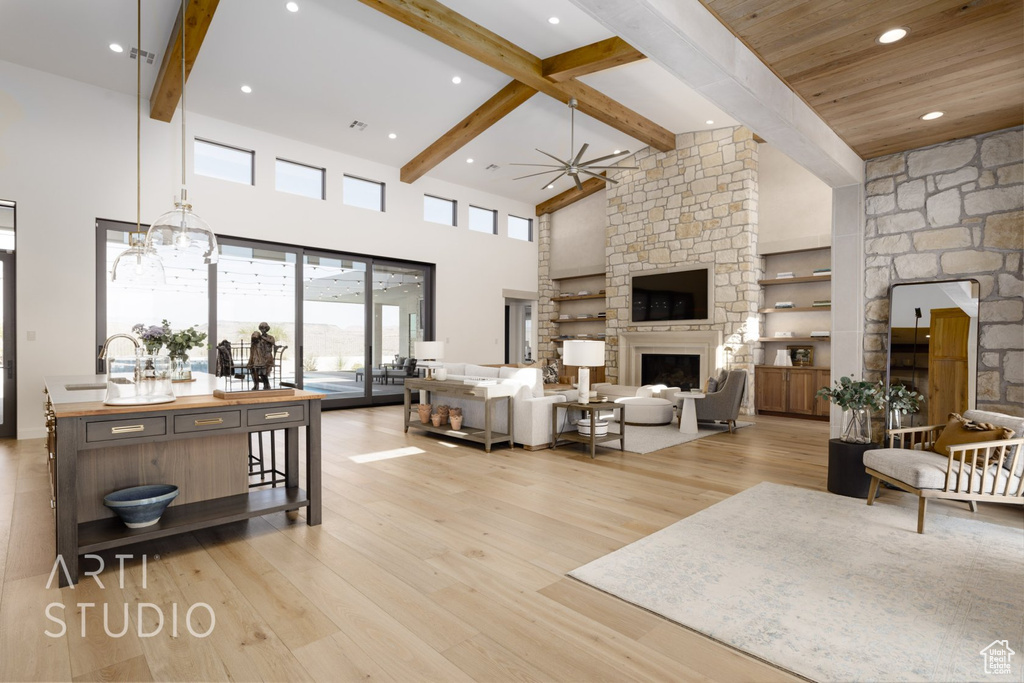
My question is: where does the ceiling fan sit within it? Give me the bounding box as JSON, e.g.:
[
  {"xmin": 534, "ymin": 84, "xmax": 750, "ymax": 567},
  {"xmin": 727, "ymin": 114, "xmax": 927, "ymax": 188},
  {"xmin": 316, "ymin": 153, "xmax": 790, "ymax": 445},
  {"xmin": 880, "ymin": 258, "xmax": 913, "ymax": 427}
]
[{"xmin": 512, "ymin": 98, "xmax": 638, "ymax": 192}]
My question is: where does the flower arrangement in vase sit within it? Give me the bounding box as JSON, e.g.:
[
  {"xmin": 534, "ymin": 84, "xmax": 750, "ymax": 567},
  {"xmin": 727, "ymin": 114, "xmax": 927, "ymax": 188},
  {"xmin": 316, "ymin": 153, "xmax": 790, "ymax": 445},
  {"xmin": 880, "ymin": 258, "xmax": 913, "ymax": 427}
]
[
  {"xmin": 815, "ymin": 376, "xmax": 885, "ymax": 444},
  {"xmin": 131, "ymin": 322, "xmax": 170, "ymax": 356},
  {"xmin": 886, "ymin": 383, "xmax": 922, "ymax": 430},
  {"xmin": 162, "ymin": 320, "xmax": 207, "ymax": 381}
]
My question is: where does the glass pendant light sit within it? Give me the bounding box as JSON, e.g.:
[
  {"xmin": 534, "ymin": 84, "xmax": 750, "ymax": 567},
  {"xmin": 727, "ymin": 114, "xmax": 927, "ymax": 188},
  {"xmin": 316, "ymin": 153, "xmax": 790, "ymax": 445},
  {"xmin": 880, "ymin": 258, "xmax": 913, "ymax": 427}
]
[
  {"xmin": 112, "ymin": 0, "xmax": 165, "ymax": 285},
  {"xmin": 146, "ymin": 0, "xmax": 218, "ymax": 265}
]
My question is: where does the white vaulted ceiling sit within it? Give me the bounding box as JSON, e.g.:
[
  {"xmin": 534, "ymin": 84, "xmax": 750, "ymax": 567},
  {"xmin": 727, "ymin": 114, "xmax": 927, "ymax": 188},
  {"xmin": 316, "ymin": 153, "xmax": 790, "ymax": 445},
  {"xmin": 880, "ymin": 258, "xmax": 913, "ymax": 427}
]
[{"xmin": 0, "ymin": 0, "xmax": 735, "ymax": 204}]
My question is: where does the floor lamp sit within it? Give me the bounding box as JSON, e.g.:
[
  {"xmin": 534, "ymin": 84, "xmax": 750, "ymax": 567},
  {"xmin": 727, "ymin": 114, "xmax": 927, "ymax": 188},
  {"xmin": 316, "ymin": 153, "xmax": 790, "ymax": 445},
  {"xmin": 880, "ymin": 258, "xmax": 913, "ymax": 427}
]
[{"xmin": 563, "ymin": 340, "xmax": 605, "ymax": 405}]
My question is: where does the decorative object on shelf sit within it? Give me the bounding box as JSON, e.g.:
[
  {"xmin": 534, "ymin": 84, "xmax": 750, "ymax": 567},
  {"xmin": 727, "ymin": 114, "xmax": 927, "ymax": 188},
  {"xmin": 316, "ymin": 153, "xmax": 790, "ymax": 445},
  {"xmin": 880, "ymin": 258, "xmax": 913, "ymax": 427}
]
[
  {"xmin": 450, "ymin": 407, "xmax": 463, "ymax": 430},
  {"xmin": 164, "ymin": 320, "xmax": 207, "ymax": 382},
  {"xmin": 563, "ymin": 340, "xmax": 605, "ymax": 405},
  {"xmin": 813, "ymin": 267, "xmax": 831, "ymax": 276},
  {"xmin": 417, "ymin": 403, "xmax": 432, "ymax": 424},
  {"xmin": 885, "ymin": 383, "xmax": 922, "ymax": 431},
  {"xmin": 430, "ymin": 413, "xmax": 443, "ymax": 427},
  {"xmin": 776, "ymin": 272, "xmax": 795, "ymax": 279},
  {"xmin": 788, "ymin": 345, "xmax": 814, "ymax": 366},
  {"xmin": 103, "ymin": 484, "xmax": 179, "ymax": 528},
  {"xmin": 111, "ymin": 0, "xmax": 165, "ymax": 286},
  {"xmin": 773, "ymin": 331, "xmax": 794, "ymax": 337},
  {"xmin": 145, "ymin": 0, "xmax": 218, "ymax": 267},
  {"xmin": 813, "ymin": 300, "xmax": 831, "ymax": 307},
  {"xmin": 512, "ymin": 98, "xmax": 638, "ymax": 191},
  {"xmin": 773, "ymin": 349, "xmax": 792, "ymax": 366},
  {"xmin": 816, "ymin": 376, "xmax": 885, "ymax": 444},
  {"xmin": 436, "ymin": 404, "xmax": 450, "ymax": 425},
  {"xmin": 810, "ymin": 331, "xmax": 830, "ymax": 338},
  {"xmin": 434, "ymin": 367, "xmax": 448, "ymax": 381},
  {"xmin": 415, "ymin": 340, "xmax": 445, "ymax": 379},
  {"xmin": 774, "ymin": 301, "xmax": 795, "ymax": 308}
]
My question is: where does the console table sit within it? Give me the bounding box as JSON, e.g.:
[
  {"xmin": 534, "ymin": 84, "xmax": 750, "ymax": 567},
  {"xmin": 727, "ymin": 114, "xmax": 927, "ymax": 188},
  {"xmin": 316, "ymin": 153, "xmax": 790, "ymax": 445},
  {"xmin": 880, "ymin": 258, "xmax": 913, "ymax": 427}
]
[
  {"xmin": 44, "ymin": 374, "xmax": 323, "ymax": 586},
  {"xmin": 403, "ymin": 377, "xmax": 514, "ymax": 452},
  {"xmin": 552, "ymin": 401, "xmax": 626, "ymax": 458}
]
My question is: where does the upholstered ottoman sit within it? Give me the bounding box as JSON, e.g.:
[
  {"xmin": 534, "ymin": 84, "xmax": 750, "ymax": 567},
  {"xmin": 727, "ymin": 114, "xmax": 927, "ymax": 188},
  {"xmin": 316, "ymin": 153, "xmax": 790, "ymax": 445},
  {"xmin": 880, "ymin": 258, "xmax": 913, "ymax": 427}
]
[{"xmin": 614, "ymin": 397, "xmax": 674, "ymax": 425}]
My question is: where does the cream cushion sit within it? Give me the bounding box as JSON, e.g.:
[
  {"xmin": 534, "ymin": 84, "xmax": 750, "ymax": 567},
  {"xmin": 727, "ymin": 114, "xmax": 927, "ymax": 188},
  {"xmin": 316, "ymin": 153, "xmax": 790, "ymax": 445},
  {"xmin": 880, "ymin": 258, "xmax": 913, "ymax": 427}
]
[
  {"xmin": 614, "ymin": 396, "xmax": 674, "ymax": 425},
  {"xmin": 865, "ymin": 448, "xmax": 1022, "ymax": 492},
  {"xmin": 965, "ymin": 409, "xmax": 1024, "ymax": 476}
]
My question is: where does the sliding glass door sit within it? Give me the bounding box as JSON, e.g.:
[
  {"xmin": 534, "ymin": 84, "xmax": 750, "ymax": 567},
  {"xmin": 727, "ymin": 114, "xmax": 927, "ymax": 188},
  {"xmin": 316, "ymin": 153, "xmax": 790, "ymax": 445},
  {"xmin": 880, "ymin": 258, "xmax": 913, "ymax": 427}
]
[{"xmin": 370, "ymin": 262, "xmax": 425, "ymax": 399}]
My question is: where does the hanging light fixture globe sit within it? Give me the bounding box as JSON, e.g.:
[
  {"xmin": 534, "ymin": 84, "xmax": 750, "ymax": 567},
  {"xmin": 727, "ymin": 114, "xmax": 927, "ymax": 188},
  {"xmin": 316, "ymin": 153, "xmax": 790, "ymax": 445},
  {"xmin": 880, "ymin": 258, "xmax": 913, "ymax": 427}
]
[{"xmin": 145, "ymin": 0, "xmax": 218, "ymax": 265}]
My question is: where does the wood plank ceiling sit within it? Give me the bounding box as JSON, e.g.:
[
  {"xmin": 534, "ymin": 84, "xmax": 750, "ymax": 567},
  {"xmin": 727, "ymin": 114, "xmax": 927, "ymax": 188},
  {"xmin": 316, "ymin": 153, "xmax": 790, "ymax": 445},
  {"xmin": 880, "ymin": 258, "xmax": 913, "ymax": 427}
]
[{"xmin": 699, "ymin": 0, "xmax": 1024, "ymax": 158}]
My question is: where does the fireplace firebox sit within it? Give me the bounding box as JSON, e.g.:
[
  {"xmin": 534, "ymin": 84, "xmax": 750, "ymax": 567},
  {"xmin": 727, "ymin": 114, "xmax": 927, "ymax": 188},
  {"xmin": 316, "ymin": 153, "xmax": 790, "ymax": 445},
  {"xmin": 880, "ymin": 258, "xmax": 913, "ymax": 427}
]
[{"xmin": 641, "ymin": 354, "xmax": 701, "ymax": 390}]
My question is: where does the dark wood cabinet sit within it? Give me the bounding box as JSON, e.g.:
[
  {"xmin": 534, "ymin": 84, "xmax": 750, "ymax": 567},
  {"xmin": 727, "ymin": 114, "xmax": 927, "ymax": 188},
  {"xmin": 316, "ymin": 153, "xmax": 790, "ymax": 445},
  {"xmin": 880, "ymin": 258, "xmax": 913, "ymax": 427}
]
[{"xmin": 755, "ymin": 366, "xmax": 829, "ymax": 420}]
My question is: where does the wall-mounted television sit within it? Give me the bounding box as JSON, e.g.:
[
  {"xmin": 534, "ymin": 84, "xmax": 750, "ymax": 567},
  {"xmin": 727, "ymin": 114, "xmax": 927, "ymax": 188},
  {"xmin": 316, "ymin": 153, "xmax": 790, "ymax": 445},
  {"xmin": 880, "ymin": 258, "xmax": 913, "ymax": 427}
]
[{"xmin": 630, "ymin": 266, "xmax": 712, "ymax": 323}]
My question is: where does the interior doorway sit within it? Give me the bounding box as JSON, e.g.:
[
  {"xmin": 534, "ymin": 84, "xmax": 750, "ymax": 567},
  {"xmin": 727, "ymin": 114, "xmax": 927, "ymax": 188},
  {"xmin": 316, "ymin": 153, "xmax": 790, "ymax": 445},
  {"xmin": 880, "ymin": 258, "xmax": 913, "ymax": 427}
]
[{"xmin": 504, "ymin": 297, "xmax": 535, "ymax": 365}]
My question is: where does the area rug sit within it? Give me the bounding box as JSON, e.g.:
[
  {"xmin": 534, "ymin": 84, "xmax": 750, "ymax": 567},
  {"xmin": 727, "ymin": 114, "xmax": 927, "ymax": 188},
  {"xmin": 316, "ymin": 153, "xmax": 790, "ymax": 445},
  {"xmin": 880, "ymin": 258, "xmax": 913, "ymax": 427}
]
[
  {"xmin": 614, "ymin": 421, "xmax": 752, "ymax": 454},
  {"xmin": 569, "ymin": 482, "xmax": 1024, "ymax": 682}
]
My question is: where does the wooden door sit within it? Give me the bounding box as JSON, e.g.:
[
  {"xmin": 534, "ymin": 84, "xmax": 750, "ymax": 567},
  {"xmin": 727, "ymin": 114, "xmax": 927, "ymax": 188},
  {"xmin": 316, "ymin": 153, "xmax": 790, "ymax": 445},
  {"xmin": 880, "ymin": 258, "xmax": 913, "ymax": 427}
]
[
  {"xmin": 786, "ymin": 368, "xmax": 818, "ymax": 415},
  {"xmin": 755, "ymin": 366, "xmax": 787, "ymax": 413},
  {"xmin": 928, "ymin": 307, "xmax": 970, "ymax": 424},
  {"xmin": 814, "ymin": 369, "xmax": 832, "ymax": 417}
]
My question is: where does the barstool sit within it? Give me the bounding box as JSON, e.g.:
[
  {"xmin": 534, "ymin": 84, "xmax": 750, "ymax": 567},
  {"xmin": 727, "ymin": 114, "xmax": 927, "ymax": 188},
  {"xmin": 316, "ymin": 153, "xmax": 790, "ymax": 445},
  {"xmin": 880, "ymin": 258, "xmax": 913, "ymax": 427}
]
[{"xmin": 248, "ymin": 430, "xmax": 287, "ymax": 488}]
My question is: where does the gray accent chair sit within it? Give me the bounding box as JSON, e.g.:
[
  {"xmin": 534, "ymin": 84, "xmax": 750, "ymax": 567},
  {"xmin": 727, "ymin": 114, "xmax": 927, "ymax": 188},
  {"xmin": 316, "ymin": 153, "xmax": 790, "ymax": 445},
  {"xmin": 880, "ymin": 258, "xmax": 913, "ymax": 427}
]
[{"xmin": 691, "ymin": 369, "xmax": 747, "ymax": 433}]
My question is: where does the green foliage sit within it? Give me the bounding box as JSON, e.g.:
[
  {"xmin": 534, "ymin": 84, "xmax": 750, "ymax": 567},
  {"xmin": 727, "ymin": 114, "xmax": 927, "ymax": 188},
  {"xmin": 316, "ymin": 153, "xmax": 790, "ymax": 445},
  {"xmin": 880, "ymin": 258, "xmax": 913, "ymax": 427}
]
[
  {"xmin": 302, "ymin": 355, "xmax": 318, "ymax": 372},
  {"xmin": 163, "ymin": 319, "xmax": 207, "ymax": 359},
  {"xmin": 815, "ymin": 375, "xmax": 885, "ymax": 411},
  {"xmin": 887, "ymin": 383, "xmax": 923, "ymax": 414}
]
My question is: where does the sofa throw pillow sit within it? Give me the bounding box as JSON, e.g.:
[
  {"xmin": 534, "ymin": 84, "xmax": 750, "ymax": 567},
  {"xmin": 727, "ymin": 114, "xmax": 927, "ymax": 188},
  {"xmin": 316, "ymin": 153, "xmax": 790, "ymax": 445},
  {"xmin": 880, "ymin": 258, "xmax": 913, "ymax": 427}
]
[
  {"xmin": 542, "ymin": 363, "xmax": 559, "ymax": 384},
  {"xmin": 705, "ymin": 377, "xmax": 718, "ymax": 393},
  {"xmin": 715, "ymin": 368, "xmax": 728, "ymax": 387},
  {"xmin": 932, "ymin": 413, "xmax": 1015, "ymax": 460}
]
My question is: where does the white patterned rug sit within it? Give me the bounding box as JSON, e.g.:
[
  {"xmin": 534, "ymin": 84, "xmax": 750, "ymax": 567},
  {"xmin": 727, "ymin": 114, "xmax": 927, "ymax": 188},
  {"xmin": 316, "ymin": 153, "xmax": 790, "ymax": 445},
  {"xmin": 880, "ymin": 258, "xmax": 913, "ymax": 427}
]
[
  {"xmin": 569, "ymin": 483, "xmax": 1024, "ymax": 682},
  {"xmin": 615, "ymin": 421, "xmax": 752, "ymax": 454}
]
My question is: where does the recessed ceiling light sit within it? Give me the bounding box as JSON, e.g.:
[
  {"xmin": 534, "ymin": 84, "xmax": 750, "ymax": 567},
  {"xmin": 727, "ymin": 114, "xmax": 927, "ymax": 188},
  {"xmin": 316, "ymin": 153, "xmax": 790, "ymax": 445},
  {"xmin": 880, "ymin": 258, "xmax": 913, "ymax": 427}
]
[
  {"xmin": 546, "ymin": 184, "xmax": 554, "ymax": 189},
  {"xmin": 548, "ymin": 17, "xmax": 560, "ymax": 24},
  {"xmin": 388, "ymin": 133, "xmax": 397, "ymax": 139},
  {"xmin": 451, "ymin": 76, "xmax": 462, "ymax": 84},
  {"xmin": 921, "ymin": 111, "xmax": 944, "ymax": 120},
  {"xmin": 109, "ymin": 43, "xmax": 124, "ymax": 53},
  {"xmin": 705, "ymin": 119, "xmax": 715, "ymax": 125},
  {"xmin": 286, "ymin": 2, "xmax": 299, "ymax": 12},
  {"xmin": 466, "ymin": 158, "xmax": 474, "ymax": 164},
  {"xmin": 613, "ymin": 149, "xmax": 621, "ymax": 154},
  {"xmin": 877, "ymin": 28, "xmax": 907, "ymax": 44},
  {"xmin": 240, "ymin": 85, "xmax": 252, "ymax": 94}
]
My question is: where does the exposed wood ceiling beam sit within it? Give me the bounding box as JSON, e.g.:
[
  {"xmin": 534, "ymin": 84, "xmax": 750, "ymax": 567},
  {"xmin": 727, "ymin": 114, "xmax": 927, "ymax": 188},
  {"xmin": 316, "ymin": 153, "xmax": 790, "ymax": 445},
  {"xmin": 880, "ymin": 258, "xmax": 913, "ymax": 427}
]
[
  {"xmin": 536, "ymin": 173, "xmax": 607, "ymax": 216},
  {"xmin": 542, "ymin": 37, "xmax": 646, "ymax": 81},
  {"xmin": 356, "ymin": 0, "xmax": 675, "ymax": 152},
  {"xmin": 150, "ymin": 0, "xmax": 220, "ymax": 122},
  {"xmin": 401, "ymin": 80, "xmax": 537, "ymax": 184}
]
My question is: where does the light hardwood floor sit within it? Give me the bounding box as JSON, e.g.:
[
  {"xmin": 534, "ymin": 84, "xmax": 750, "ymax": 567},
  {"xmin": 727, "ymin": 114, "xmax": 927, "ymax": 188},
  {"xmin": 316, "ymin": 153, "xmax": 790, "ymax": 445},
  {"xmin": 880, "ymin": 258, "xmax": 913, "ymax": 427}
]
[{"xmin": 1, "ymin": 409, "xmax": 1019, "ymax": 682}]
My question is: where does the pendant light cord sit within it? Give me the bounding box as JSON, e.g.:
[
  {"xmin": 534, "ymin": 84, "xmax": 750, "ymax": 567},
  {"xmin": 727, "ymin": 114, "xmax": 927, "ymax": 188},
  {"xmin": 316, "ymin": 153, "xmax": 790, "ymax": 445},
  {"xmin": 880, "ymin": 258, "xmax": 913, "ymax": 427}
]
[
  {"xmin": 180, "ymin": 0, "xmax": 187, "ymax": 202},
  {"xmin": 136, "ymin": 0, "xmax": 142, "ymax": 238}
]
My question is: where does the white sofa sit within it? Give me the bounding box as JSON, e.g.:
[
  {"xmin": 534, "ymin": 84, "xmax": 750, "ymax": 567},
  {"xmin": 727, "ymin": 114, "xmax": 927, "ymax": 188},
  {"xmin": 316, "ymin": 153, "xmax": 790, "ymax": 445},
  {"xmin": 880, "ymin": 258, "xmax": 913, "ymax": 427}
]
[{"xmin": 429, "ymin": 363, "xmax": 567, "ymax": 449}]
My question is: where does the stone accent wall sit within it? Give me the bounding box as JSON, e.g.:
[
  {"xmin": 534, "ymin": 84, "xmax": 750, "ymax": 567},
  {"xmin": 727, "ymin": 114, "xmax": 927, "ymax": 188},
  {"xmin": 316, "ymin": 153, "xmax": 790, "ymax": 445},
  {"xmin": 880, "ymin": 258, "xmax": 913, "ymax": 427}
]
[
  {"xmin": 863, "ymin": 126, "xmax": 1023, "ymax": 415},
  {"xmin": 537, "ymin": 212, "xmax": 556, "ymax": 364},
  {"xmin": 605, "ymin": 126, "xmax": 761, "ymax": 413}
]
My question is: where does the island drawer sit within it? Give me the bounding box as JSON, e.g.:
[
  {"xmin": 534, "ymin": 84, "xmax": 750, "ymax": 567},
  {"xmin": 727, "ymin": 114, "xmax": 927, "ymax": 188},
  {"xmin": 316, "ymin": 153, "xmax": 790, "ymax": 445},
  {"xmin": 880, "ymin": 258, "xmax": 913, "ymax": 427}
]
[
  {"xmin": 85, "ymin": 416, "xmax": 167, "ymax": 443},
  {"xmin": 174, "ymin": 410, "xmax": 242, "ymax": 434},
  {"xmin": 247, "ymin": 404, "xmax": 305, "ymax": 428}
]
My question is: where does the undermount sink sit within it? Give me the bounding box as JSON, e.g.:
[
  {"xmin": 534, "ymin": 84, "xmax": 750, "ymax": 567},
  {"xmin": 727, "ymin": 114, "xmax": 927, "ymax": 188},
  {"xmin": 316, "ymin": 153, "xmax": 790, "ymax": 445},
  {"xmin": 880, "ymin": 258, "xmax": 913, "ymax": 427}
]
[
  {"xmin": 103, "ymin": 395, "xmax": 177, "ymax": 406},
  {"xmin": 64, "ymin": 383, "xmax": 107, "ymax": 391}
]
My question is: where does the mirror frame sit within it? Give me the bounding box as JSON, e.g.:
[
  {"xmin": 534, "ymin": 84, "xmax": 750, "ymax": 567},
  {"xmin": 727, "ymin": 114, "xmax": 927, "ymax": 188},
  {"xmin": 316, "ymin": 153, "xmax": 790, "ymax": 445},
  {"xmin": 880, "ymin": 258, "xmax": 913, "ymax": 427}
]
[{"xmin": 885, "ymin": 278, "xmax": 980, "ymax": 430}]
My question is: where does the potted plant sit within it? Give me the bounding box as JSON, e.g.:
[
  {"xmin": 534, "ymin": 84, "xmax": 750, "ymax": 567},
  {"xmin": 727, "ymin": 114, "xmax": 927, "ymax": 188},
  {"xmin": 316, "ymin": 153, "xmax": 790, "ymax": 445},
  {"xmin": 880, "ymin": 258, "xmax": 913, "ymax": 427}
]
[
  {"xmin": 162, "ymin": 319, "xmax": 207, "ymax": 381},
  {"xmin": 816, "ymin": 376, "xmax": 884, "ymax": 444},
  {"xmin": 886, "ymin": 383, "xmax": 922, "ymax": 431}
]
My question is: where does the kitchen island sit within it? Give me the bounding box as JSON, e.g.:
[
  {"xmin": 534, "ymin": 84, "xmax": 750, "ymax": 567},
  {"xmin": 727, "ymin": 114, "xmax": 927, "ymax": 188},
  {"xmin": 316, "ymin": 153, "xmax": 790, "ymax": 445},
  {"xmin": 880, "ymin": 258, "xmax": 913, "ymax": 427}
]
[{"xmin": 44, "ymin": 373, "xmax": 323, "ymax": 586}]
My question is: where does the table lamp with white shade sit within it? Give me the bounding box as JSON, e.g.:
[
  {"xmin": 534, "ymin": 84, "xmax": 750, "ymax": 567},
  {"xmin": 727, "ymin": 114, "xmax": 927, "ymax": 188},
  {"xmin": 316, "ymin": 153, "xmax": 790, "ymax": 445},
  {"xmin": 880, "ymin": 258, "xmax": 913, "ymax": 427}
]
[
  {"xmin": 563, "ymin": 340, "xmax": 605, "ymax": 405},
  {"xmin": 415, "ymin": 340, "xmax": 445, "ymax": 379}
]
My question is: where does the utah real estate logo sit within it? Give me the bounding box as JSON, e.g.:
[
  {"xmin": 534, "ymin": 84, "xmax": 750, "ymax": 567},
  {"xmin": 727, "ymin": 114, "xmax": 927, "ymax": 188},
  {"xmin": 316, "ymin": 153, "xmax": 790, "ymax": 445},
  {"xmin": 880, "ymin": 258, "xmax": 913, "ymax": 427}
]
[{"xmin": 980, "ymin": 640, "xmax": 1015, "ymax": 676}]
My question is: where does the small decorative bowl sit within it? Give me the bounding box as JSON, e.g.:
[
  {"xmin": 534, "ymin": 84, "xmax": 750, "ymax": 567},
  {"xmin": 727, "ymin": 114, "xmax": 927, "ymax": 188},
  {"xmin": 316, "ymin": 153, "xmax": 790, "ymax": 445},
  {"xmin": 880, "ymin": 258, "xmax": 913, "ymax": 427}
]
[{"xmin": 103, "ymin": 484, "xmax": 179, "ymax": 528}]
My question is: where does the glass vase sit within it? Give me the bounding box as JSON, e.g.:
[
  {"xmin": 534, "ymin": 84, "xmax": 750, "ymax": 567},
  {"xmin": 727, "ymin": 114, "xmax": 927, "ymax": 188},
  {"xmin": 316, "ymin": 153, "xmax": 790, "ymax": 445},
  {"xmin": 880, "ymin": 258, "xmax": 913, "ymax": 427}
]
[
  {"xmin": 171, "ymin": 355, "xmax": 192, "ymax": 382},
  {"xmin": 841, "ymin": 408, "xmax": 871, "ymax": 444}
]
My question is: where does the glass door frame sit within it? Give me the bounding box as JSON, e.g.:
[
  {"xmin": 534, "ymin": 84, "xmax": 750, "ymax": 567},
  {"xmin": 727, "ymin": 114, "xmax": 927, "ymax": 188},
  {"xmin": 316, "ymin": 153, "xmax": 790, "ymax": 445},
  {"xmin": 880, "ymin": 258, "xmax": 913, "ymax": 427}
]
[{"xmin": 0, "ymin": 250, "xmax": 16, "ymax": 438}]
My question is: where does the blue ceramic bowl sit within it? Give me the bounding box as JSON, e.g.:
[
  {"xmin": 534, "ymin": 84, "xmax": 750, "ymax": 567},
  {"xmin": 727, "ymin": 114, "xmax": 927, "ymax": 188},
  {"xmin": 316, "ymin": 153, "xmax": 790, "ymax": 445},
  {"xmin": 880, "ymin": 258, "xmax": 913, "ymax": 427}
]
[{"xmin": 103, "ymin": 484, "xmax": 179, "ymax": 528}]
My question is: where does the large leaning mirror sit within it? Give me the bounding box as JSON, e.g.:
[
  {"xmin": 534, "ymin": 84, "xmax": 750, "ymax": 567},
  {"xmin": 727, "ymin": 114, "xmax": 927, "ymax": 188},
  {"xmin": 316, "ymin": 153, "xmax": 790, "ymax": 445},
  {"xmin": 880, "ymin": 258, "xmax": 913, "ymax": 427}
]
[{"xmin": 886, "ymin": 279, "xmax": 980, "ymax": 429}]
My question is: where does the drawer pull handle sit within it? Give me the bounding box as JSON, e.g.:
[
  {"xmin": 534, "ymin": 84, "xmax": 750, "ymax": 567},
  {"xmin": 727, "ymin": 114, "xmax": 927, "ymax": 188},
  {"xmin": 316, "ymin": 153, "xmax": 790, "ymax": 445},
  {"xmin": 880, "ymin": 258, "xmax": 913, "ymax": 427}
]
[
  {"xmin": 111, "ymin": 425, "xmax": 145, "ymax": 434},
  {"xmin": 264, "ymin": 411, "xmax": 291, "ymax": 420},
  {"xmin": 194, "ymin": 418, "xmax": 224, "ymax": 426}
]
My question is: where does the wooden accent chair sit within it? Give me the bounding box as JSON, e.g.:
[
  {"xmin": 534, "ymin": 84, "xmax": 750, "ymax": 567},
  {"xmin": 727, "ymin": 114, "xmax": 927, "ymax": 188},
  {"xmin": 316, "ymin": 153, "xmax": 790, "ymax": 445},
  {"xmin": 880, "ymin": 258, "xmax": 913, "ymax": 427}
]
[{"xmin": 864, "ymin": 410, "xmax": 1024, "ymax": 533}]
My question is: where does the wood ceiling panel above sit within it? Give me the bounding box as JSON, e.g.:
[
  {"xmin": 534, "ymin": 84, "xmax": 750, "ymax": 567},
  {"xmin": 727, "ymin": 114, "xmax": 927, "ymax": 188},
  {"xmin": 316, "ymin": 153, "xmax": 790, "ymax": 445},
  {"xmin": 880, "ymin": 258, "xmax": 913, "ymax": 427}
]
[{"xmin": 700, "ymin": 0, "xmax": 1024, "ymax": 158}]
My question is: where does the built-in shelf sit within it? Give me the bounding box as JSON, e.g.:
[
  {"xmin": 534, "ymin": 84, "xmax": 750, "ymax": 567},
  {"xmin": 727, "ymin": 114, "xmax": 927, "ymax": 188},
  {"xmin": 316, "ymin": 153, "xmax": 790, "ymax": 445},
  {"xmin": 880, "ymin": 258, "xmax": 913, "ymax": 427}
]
[
  {"xmin": 758, "ymin": 336, "xmax": 831, "ymax": 343},
  {"xmin": 552, "ymin": 316, "xmax": 605, "ymax": 323},
  {"xmin": 758, "ymin": 275, "xmax": 831, "ymax": 286},
  {"xmin": 758, "ymin": 306, "xmax": 831, "ymax": 313},
  {"xmin": 78, "ymin": 487, "xmax": 309, "ymax": 554},
  {"xmin": 551, "ymin": 293, "xmax": 605, "ymax": 302}
]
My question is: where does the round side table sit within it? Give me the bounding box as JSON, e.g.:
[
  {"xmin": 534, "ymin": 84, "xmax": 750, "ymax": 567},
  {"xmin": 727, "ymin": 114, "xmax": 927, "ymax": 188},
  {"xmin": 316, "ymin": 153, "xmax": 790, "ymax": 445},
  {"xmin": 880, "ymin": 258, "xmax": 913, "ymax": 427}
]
[{"xmin": 827, "ymin": 438, "xmax": 879, "ymax": 498}]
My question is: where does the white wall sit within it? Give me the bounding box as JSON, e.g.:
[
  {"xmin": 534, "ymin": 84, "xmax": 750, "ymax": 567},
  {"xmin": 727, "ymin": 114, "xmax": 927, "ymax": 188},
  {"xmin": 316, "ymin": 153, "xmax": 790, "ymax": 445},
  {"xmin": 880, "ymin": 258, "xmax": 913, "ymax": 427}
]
[
  {"xmin": 549, "ymin": 190, "xmax": 606, "ymax": 278},
  {"xmin": 758, "ymin": 143, "xmax": 833, "ymax": 254},
  {"xmin": 0, "ymin": 60, "xmax": 538, "ymax": 437}
]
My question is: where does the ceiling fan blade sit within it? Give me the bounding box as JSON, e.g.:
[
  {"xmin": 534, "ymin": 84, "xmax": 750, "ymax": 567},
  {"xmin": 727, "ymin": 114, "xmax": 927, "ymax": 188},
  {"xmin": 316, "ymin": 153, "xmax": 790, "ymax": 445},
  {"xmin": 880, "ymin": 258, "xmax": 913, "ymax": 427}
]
[
  {"xmin": 571, "ymin": 142, "xmax": 590, "ymax": 166},
  {"xmin": 579, "ymin": 150, "xmax": 631, "ymax": 166},
  {"xmin": 513, "ymin": 168, "xmax": 566, "ymax": 181},
  {"xmin": 580, "ymin": 169, "xmax": 617, "ymax": 184},
  {"xmin": 540, "ymin": 171, "xmax": 567, "ymax": 190},
  {"xmin": 509, "ymin": 163, "xmax": 566, "ymax": 167},
  {"xmin": 584, "ymin": 164, "xmax": 639, "ymax": 170},
  {"xmin": 571, "ymin": 173, "xmax": 584, "ymax": 191},
  {"xmin": 535, "ymin": 148, "xmax": 569, "ymax": 165}
]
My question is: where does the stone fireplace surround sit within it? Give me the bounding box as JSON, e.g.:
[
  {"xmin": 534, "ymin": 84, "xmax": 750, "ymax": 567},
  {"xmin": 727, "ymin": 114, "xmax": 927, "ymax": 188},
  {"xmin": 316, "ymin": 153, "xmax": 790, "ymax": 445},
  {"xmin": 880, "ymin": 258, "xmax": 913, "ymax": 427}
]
[{"xmin": 619, "ymin": 331, "xmax": 722, "ymax": 388}]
